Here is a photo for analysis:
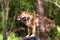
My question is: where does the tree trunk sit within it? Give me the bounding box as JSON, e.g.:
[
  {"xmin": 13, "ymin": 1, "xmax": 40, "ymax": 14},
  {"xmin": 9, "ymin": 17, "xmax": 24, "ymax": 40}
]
[
  {"xmin": 1, "ymin": 0, "xmax": 10, "ymax": 40},
  {"xmin": 36, "ymin": 0, "xmax": 47, "ymax": 40}
]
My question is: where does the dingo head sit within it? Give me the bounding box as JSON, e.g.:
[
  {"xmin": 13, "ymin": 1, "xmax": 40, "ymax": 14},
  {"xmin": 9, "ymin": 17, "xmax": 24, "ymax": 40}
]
[{"xmin": 17, "ymin": 11, "xmax": 29, "ymax": 22}]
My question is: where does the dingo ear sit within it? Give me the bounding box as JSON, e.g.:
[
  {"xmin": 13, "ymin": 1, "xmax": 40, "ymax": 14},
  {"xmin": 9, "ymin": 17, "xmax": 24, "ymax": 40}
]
[{"xmin": 21, "ymin": 11, "xmax": 26, "ymax": 13}]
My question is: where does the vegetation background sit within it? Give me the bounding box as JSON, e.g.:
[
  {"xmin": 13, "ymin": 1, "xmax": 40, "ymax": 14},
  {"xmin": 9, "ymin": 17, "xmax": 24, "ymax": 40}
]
[{"xmin": 0, "ymin": 0, "xmax": 60, "ymax": 40}]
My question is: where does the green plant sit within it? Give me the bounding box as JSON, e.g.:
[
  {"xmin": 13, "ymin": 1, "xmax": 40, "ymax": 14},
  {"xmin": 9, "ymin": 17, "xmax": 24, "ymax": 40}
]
[
  {"xmin": 7, "ymin": 32, "xmax": 19, "ymax": 40},
  {"xmin": 0, "ymin": 34, "xmax": 3, "ymax": 40}
]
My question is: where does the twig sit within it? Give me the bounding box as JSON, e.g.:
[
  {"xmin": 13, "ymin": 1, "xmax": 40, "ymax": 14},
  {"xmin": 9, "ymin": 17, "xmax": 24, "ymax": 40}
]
[{"xmin": 46, "ymin": 0, "xmax": 60, "ymax": 8}]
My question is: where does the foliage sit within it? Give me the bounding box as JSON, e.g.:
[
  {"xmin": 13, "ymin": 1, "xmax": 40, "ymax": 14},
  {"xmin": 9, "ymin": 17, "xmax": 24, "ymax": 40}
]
[
  {"xmin": 57, "ymin": 26, "xmax": 60, "ymax": 37},
  {"xmin": 43, "ymin": 0, "xmax": 60, "ymax": 25},
  {"xmin": 7, "ymin": 32, "xmax": 19, "ymax": 40},
  {"xmin": 0, "ymin": 34, "xmax": 3, "ymax": 40},
  {"xmin": 0, "ymin": 32, "xmax": 19, "ymax": 40},
  {"xmin": 20, "ymin": 0, "xmax": 36, "ymax": 13},
  {"xmin": 0, "ymin": 11, "xmax": 2, "ymax": 32},
  {"xmin": 0, "ymin": 0, "xmax": 60, "ymax": 40}
]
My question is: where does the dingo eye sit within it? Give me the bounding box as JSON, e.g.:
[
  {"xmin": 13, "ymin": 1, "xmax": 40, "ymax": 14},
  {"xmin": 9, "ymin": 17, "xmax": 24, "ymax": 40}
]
[
  {"xmin": 21, "ymin": 16, "xmax": 26, "ymax": 18},
  {"xmin": 20, "ymin": 16, "xmax": 26, "ymax": 20}
]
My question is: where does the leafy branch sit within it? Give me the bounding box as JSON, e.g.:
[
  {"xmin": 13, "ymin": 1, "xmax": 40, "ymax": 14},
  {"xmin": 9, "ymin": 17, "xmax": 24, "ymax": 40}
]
[{"xmin": 46, "ymin": 0, "xmax": 60, "ymax": 8}]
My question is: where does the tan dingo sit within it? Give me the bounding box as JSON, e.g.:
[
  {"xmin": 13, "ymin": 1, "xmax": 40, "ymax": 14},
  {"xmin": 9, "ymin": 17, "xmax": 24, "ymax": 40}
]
[{"xmin": 17, "ymin": 11, "xmax": 57, "ymax": 38}]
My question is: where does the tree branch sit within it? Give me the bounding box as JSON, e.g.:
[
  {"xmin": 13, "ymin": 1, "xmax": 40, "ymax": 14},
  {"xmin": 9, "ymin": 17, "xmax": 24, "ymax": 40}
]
[{"xmin": 46, "ymin": 0, "xmax": 60, "ymax": 8}]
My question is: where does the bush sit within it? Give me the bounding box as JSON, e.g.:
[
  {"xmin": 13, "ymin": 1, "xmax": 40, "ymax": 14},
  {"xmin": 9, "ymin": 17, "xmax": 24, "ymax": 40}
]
[
  {"xmin": 7, "ymin": 32, "xmax": 19, "ymax": 40},
  {"xmin": 0, "ymin": 34, "xmax": 3, "ymax": 40},
  {"xmin": 0, "ymin": 32, "xmax": 19, "ymax": 40}
]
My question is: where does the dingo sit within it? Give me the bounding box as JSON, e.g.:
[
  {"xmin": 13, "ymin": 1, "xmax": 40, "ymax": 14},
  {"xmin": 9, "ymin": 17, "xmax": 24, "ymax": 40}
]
[{"xmin": 17, "ymin": 11, "xmax": 57, "ymax": 38}]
